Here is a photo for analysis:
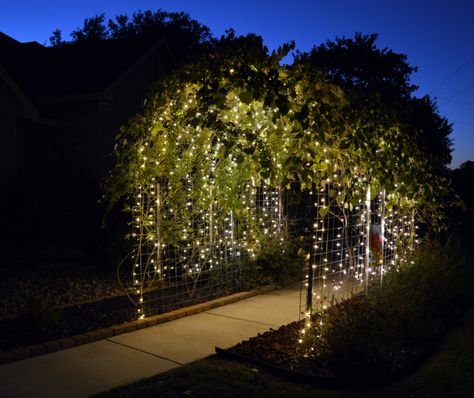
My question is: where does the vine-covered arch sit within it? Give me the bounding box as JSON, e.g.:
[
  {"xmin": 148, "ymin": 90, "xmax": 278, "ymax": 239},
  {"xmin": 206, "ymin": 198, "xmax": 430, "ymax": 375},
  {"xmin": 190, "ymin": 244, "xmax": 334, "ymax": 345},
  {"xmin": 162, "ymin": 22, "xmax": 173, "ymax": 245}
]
[{"xmin": 107, "ymin": 37, "xmax": 448, "ymax": 319}]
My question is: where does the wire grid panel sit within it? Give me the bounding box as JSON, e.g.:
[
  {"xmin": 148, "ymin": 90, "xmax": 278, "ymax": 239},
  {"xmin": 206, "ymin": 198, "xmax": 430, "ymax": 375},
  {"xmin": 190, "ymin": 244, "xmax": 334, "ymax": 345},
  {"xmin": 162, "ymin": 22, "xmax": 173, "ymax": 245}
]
[
  {"xmin": 130, "ymin": 182, "xmax": 284, "ymax": 318},
  {"xmin": 304, "ymin": 180, "xmax": 416, "ymax": 315},
  {"xmin": 308, "ymin": 182, "xmax": 366, "ymax": 314},
  {"xmin": 383, "ymin": 203, "xmax": 416, "ymax": 270}
]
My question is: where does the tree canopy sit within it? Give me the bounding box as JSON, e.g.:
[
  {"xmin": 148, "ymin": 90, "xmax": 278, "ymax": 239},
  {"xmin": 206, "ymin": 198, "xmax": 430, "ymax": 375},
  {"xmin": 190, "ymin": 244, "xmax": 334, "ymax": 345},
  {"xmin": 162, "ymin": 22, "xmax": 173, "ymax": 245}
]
[
  {"xmin": 294, "ymin": 33, "xmax": 453, "ymax": 171},
  {"xmin": 295, "ymin": 33, "xmax": 418, "ymax": 103},
  {"xmin": 452, "ymin": 161, "xmax": 474, "ymax": 208},
  {"xmin": 50, "ymin": 10, "xmax": 212, "ymax": 64}
]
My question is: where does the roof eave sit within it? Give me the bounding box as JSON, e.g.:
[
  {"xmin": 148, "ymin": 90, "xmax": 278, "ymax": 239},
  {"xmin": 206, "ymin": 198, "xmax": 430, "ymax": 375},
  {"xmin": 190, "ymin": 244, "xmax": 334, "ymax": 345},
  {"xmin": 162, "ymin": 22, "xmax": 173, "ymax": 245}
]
[{"xmin": 0, "ymin": 64, "xmax": 39, "ymax": 119}]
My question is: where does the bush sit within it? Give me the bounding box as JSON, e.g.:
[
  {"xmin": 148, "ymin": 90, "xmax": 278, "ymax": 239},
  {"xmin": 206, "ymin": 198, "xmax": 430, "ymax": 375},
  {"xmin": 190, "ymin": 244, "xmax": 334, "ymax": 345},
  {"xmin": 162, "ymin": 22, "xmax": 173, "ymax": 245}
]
[
  {"xmin": 303, "ymin": 238, "xmax": 473, "ymax": 374},
  {"xmin": 23, "ymin": 295, "xmax": 62, "ymax": 332},
  {"xmin": 251, "ymin": 233, "xmax": 301, "ymax": 286},
  {"xmin": 303, "ymin": 298, "xmax": 401, "ymax": 374}
]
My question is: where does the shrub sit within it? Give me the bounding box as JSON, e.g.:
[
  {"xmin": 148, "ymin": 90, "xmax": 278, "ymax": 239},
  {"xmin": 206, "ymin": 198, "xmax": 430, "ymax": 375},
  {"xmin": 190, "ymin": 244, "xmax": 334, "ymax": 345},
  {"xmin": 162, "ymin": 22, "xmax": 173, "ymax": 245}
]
[
  {"xmin": 303, "ymin": 298, "xmax": 400, "ymax": 374},
  {"xmin": 251, "ymin": 234, "xmax": 301, "ymax": 286},
  {"xmin": 303, "ymin": 238, "xmax": 473, "ymax": 374},
  {"xmin": 23, "ymin": 295, "xmax": 62, "ymax": 332}
]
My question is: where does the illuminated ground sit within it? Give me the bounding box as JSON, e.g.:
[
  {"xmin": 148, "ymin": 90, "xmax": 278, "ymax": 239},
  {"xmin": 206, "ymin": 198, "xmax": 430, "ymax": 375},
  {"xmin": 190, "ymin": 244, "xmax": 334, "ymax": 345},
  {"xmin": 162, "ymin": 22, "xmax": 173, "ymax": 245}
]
[{"xmin": 0, "ymin": 285, "xmax": 300, "ymax": 398}]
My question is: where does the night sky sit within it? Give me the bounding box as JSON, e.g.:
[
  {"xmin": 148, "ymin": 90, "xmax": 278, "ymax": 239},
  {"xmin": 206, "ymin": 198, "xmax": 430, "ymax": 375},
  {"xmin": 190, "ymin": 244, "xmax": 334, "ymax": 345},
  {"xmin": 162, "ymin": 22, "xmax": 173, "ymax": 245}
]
[{"xmin": 2, "ymin": 0, "xmax": 473, "ymax": 168}]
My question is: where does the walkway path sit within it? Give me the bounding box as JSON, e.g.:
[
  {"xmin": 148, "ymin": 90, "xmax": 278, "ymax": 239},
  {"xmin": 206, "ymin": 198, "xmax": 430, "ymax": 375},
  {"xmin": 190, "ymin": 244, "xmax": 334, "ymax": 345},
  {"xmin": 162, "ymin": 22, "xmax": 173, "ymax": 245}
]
[{"xmin": 0, "ymin": 284, "xmax": 301, "ymax": 398}]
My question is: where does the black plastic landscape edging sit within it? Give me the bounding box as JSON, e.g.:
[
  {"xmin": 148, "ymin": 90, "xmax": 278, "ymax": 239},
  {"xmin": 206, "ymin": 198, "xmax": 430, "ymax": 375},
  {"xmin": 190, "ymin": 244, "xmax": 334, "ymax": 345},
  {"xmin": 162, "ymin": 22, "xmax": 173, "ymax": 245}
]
[
  {"xmin": 215, "ymin": 346, "xmax": 346, "ymax": 387},
  {"xmin": 0, "ymin": 284, "xmax": 277, "ymax": 365},
  {"xmin": 215, "ymin": 308, "xmax": 467, "ymax": 389},
  {"xmin": 214, "ymin": 345, "xmax": 426, "ymax": 388}
]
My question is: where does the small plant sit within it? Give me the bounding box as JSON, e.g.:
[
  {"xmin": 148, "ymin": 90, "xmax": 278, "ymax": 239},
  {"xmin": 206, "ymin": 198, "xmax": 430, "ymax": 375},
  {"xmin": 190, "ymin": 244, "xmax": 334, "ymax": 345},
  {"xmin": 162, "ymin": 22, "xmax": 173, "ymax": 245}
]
[
  {"xmin": 251, "ymin": 234, "xmax": 301, "ymax": 286},
  {"xmin": 23, "ymin": 295, "xmax": 62, "ymax": 331},
  {"xmin": 302, "ymin": 298, "xmax": 400, "ymax": 374}
]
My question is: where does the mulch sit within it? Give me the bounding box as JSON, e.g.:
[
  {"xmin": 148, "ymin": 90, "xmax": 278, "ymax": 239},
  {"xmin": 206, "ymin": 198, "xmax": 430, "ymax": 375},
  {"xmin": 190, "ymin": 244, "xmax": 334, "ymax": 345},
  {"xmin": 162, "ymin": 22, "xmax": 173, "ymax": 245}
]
[
  {"xmin": 219, "ymin": 305, "xmax": 467, "ymax": 386},
  {"xmin": 0, "ymin": 295, "xmax": 136, "ymax": 350}
]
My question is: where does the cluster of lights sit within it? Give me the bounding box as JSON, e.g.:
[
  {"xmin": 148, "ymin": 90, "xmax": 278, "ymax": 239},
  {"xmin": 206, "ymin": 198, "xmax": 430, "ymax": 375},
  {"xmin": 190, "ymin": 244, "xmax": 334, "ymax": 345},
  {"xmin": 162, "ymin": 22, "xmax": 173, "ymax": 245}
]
[
  {"xmin": 131, "ymin": 182, "xmax": 285, "ymax": 318},
  {"xmin": 131, "ymin": 94, "xmax": 287, "ymax": 318},
  {"xmin": 300, "ymin": 173, "xmax": 418, "ymax": 342},
  {"xmin": 126, "ymin": 79, "xmax": 420, "ymax": 333}
]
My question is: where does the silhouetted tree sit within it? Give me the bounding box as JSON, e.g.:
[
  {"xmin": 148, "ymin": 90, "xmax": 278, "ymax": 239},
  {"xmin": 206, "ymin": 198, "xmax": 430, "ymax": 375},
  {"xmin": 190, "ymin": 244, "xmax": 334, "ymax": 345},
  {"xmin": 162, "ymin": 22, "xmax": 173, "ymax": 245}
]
[
  {"xmin": 295, "ymin": 33, "xmax": 453, "ymax": 171},
  {"xmin": 52, "ymin": 9, "xmax": 213, "ymax": 65},
  {"xmin": 296, "ymin": 33, "xmax": 417, "ymax": 102},
  {"xmin": 403, "ymin": 96, "xmax": 453, "ymax": 170},
  {"xmin": 49, "ymin": 29, "xmax": 63, "ymax": 46},
  {"xmin": 452, "ymin": 161, "xmax": 474, "ymax": 208},
  {"xmin": 449, "ymin": 160, "xmax": 474, "ymax": 247},
  {"xmin": 106, "ymin": 10, "xmax": 211, "ymax": 44},
  {"xmin": 71, "ymin": 13, "xmax": 109, "ymax": 43}
]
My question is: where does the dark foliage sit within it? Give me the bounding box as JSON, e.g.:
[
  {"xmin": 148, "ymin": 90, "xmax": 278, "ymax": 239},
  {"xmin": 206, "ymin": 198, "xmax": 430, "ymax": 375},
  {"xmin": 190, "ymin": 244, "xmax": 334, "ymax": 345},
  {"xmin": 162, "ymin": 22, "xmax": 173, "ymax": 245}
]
[
  {"xmin": 71, "ymin": 13, "xmax": 109, "ymax": 43},
  {"xmin": 452, "ymin": 161, "xmax": 474, "ymax": 210},
  {"xmin": 0, "ymin": 296, "xmax": 135, "ymax": 350},
  {"xmin": 295, "ymin": 33, "xmax": 453, "ymax": 172},
  {"xmin": 51, "ymin": 9, "xmax": 213, "ymax": 65},
  {"xmin": 22, "ymin": 295, "xmax": 62, "ymax": 332},
  {"xmin": 449, "ymin": 161, "xmax": 474, "ymax": 248},
  {"xmin": 252, "ymin": 236, "xmax": 302, "ymax": 286},
  {"xmin": 106, "ymin": 10, "xmax": 212, "ymax": 44},
  {"xmin": 49, "ymin": 29, "xmax": 63, "ymax": 46},
  {"xmin": 295, "ymin": 33, "xmax": 418, "ymax": 101},
  {"xmin": 303, "ymin": 239, "xmax": 473, "ymax": 375}
]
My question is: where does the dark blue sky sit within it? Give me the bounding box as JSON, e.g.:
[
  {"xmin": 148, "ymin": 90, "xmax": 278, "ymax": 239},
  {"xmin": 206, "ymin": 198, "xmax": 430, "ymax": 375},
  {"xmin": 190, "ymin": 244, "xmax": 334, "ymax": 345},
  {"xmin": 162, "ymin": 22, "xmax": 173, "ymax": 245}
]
[{"xmin": 2, "ymin": 0, "xmax": 473, "ymax": 167}]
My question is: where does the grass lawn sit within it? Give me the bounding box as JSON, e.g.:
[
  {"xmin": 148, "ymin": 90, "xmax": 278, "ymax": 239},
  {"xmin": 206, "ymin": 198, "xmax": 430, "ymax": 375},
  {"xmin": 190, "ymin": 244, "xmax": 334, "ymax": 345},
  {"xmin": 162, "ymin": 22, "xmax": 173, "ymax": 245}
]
[{"xmin": 93, "ymin": 307, "xmax": 474, "ymax": 398}]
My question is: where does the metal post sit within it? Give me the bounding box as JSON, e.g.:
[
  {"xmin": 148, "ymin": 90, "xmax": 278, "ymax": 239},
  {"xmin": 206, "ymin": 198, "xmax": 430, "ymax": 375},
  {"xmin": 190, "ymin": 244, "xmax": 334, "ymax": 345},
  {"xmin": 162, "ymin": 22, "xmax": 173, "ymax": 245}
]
[
  {"xmin": 380, "ymin": 188, "xmax": 386, "ymax": 288},
  {"xmin": 137, "ymin": 184, "xmax": 144, "ymax": 318},
  {"xmin": 278, "ymin": 186, "xmax": 283, "ymax": 234},
  {"xmin": 156, "ymin": 183, "xmax": 161, "ymax": 277},
  {"xmin": 306, "ymin": 256, "xmax": 314, "ymax": 317},
  {"xmin": 209, "ymin": 202, "xmax": 213, "ymax": 247},
  {"xmin": 364, "ymin": 184, "xmax": 371, "ymax": 294}
]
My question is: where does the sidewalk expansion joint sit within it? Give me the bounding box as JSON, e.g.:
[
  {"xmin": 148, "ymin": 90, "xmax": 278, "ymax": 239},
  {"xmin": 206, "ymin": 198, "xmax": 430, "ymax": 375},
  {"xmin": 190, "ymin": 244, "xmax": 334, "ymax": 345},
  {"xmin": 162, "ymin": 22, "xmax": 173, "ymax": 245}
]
[
  {"xmin": 106, "ymin": 339, "xmax": 183, "ymax": 366},
  {"xmin": 205, "ymin": 311, "xmax": 278, "ymax": 327}
]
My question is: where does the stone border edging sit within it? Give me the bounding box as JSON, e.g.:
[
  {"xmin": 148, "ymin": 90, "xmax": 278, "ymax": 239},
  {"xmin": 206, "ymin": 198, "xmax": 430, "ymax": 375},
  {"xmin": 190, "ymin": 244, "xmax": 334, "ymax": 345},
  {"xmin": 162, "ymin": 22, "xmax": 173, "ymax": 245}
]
[{"xmin": 0, "ymin": 285, "xmax": 276, "ymax": 365}]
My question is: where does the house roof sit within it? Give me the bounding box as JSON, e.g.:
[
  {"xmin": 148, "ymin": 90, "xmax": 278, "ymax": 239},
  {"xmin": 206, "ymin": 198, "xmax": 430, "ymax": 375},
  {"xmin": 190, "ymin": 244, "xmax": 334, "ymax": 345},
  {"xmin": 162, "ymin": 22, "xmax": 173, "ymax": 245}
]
[
  {"xmin": 0, "ymin": 33, "xmax": 169, "ymax": 101},
  {"xmin": 0, "ymin": 64, "xmax": 38, "ymax": 119},
  {"xmin": 0, "ymin": 32, "xmax": 21, "ymax": 47}
]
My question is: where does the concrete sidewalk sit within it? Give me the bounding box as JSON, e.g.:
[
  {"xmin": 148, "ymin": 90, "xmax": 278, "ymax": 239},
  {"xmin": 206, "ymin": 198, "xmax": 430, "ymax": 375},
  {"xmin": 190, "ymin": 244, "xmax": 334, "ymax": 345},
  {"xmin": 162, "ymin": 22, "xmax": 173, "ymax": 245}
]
[{"xmin": 0, "ymin": 284, "xmax": 301, "ymax": 398}]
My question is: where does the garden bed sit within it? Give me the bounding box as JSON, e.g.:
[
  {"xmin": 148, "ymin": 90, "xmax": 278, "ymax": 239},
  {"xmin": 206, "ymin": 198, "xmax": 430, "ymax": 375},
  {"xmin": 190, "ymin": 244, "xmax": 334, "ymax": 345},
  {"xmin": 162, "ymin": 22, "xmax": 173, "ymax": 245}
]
[
  {"xmin": 216, "ymin": 240, "xmax": 473, "ymax": 386},
  {"xmin": 0, "ymin": 255, "xmax": 257, "ymax": 351},
  {"xmin": 0, "ymin": 263, "xmax": 122, "ymax": 320},
  {"xmin": 0, "ymin": 278, "xmax": 269, "ymax": 352},
  {"xmin": 217, "ymin": 302, "xmax": 464, "ymax": 387},
  {"xmin": 0, "ymin": 295, "xmax": 136, "ymax": 350}
]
